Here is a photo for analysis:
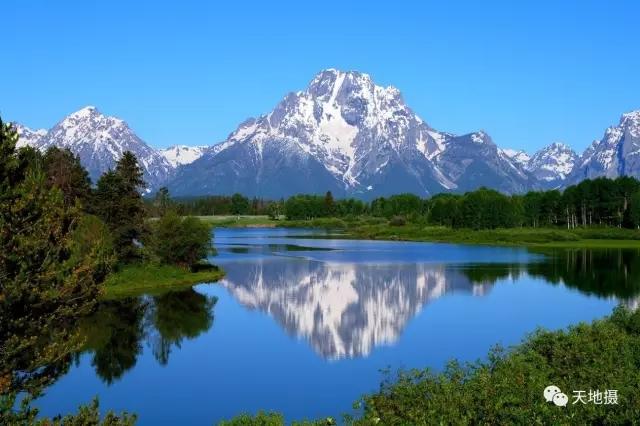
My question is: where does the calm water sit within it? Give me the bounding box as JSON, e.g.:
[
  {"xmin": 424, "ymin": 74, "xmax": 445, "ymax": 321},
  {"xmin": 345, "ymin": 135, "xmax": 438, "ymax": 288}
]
[{"xmin": 35, "ymin": 228, "xmax": 640, "ymax": 424}]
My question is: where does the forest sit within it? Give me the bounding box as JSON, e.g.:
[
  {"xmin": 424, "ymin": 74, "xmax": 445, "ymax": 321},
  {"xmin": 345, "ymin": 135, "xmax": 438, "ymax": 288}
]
[{"xmin": 169, "ymin": 177, "xmax": 640, "ymax": 230}]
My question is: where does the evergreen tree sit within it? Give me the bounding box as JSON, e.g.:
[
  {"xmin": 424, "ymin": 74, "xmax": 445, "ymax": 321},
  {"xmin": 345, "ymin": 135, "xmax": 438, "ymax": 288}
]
[
  {"xmin": 43, "ymin": 146, "xmax": 92, "ymax": 207},
  {"xmin": 230, "ymin": 193, "xmax": 250, "ymax": 215},
  {"xmin": 324, "ymin": 191, "xmax": 335, "ymax": 216},
  {"xmin": 115, "ymin": 151, "xmax": 145, "ymax": 190},
  {"xmin": 153, "ymin": 186, "xmax": 172, "ymax": 217},
  {"xmin": 92, "ymin": 152, "xmax": 147, "ymax": 262},
  {"xmin": 0, "ymin": 116, "xmax": 116, "ymax": 418}
]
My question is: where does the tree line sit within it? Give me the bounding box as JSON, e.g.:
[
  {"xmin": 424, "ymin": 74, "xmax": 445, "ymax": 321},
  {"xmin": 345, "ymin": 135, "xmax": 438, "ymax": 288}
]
[
  {"xmin": 1, "ymin": 116, "xmax": 210, "ymax": 424},
  {"xmin": 255, "ymin": 178, "xmax": 640, "ymax": 229}
]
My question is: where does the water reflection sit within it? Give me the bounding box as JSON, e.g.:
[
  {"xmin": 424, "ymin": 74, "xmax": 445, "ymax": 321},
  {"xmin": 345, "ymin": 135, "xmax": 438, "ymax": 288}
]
[
  {"xmin": 219, "ymin": 248, "xmax": 640, "ymax": 360},
  {"xmin": 76, "ymin": 288, "xmax": 216, "ymax": 383},
  {"xmin": 219, "ymin": 259, "xmax": 497, "ymax": 359}
]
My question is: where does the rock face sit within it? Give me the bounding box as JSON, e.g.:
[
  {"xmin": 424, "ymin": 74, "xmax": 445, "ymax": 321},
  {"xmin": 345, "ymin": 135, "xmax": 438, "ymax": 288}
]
[
  {"xmin": 525, "ymin": 142, "xmax": 579, "ymax": 188},
  {"xmin": 169, "ymin": 69, "xmax": 538, "ymax": 198},
  {"xmin": 14, "ymin": 106, "xmax": 174, "ymax": 189},
  {"xmin": 569, "ymin": 111, "xmax": 640, "ymax": 183},
  {"xmin": 11, "ymin": 74, "xmax": 639, "ymax": 198}
]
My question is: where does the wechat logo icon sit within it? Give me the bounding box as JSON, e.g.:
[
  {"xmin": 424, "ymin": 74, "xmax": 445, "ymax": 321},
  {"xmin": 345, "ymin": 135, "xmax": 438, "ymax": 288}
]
[{"xmin": 544, "ymin": 385, "xmax": 568, "ymax": 407}]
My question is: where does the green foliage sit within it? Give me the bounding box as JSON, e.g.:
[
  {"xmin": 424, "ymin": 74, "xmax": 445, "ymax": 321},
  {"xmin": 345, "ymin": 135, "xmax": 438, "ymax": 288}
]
[
  {"xmin": 43, "ymin": 146, "xmax": 92, "ymax": 208},
  {"xmin": 353, "ymin": 306, "xmax": 640, "ymax": 425},
  {"xmin": 630, "ymin": 191, "xmax": 640, "ymax": 228},
  {"xmin": 459, "ymin": 187, "xmax": 521, "ymax": 229},
  {"xmin": 102, "ymin": 263, "xmax": 223, "ymax": 298},
  {"xmin": 218, "ymin": 411, "xmax": 285, "ymax": 426},
  {"xmin": 323, "ymin": 191, "xmax": 335, "ymax": 216},
  {"xmin": 91, "ymin": 152, "xmax": 146, "ymax": 262},
  {"xmin": 222, "ymin": 307, "xmax": 640, "ymax": 424},
  {"xmin": 151, "ymin": 186, "xmax": 172, "ymax": 217},
  {"xmin": 388, "ymin": 215, "xmax": 406, "ymax": 226},
  {"xmin": 0, "ymin": 116, "xmax": 118, "ymax": 421},
  {"xmin": 285, "ymin": 194, "xmax": 367, "ymax": 220},
  {"xmin": 231, "ymin": 193, "xmax": 250, "ymax": 215},
  {"xmin": 371, "ymin": 193, "xmax": 424, "ymax": 218},
  {"xmin": 6, "ymin": 398, "xmax": 136, "ymax": 426},
  {"xmin": 147, "ymin": 212, "xmax": 212, "ymax": 268},
  {"xmin": 267, "ymin": 201, "xmax": 284, "ymax": 220}
]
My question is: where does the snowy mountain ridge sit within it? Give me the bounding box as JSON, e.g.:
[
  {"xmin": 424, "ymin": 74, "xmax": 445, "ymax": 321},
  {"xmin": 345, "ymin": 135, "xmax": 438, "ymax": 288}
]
[
  {"xmin": 159, "ymin": 145, "xmax": 207, "ymax": 167},
  {"xmin": 10, "ymin": 70, "xmax": 640, "ymax": 197},
  {"xmin": 14, "ymin": 106, "xmax": 176, "ymax": 189},
  {"xmin": 168, "ymin": 69, "xmax": 538, "ymax": 198}
]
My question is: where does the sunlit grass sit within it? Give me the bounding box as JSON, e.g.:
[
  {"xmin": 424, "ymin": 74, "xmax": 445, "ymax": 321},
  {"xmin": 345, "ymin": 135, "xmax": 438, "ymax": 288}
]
[{"xmin": 103, "ymin": 263, "xmax": 225, "ymax": 298}]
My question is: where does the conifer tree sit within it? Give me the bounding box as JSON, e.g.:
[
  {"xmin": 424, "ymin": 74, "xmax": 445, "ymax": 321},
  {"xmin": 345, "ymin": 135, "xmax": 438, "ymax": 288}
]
[{"xmin": 92, "ymin": 151, "xmax": 147, "ymax": 262}]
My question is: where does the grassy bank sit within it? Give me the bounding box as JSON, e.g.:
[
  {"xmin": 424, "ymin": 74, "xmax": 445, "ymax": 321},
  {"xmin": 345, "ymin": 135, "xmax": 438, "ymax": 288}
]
[
  {"xmin": 103, "ymin": 263, "xmax": 225, "ymax": 298},
  {"xmin": 196, "ymin": 215, "xmax": 276, "ymax": 228},
  {"xmin": 193, "ymin": 214, "xmax": 640, "ymax": 247},
  {"xmin": 276, "ymin": 217, "xmax": 640, "ymax": 248}
]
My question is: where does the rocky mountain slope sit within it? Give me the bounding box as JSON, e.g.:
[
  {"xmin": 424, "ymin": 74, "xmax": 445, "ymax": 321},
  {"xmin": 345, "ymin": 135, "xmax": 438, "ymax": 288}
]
[
  {"xmin": 15, "ymin": 106, "xmax": 174, "ymax": 189},
  {"xmin": 168, "ymin": 69, "xmax": 538, "ymax": 198},
  {"xmin": 11, "ymin": 72, "xmax": 639, "ymax": 198},
  {"xmin": 569, "ymin": 111, "xmax": 640, "ymax": 183},
  {"xmin": 159, "ymin": 145, "xmax": 207, "ymax": 167}
]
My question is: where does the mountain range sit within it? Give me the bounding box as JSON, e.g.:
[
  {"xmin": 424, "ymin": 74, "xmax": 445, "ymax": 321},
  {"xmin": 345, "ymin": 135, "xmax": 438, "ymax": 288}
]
[{"xmin": 12, "ymin": 69, "xmax": 640, "ymax": 198}]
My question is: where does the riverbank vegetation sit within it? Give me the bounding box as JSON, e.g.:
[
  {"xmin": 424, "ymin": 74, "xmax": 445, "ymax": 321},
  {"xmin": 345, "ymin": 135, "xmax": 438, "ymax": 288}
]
[
  {"xmin": 103, "ymin": 263, "xmax": 224, "ymax": 298},
  {"xmin": 220, "ymin": 306, "xmax": 640, "ymax": 425},
  {"xmin": 169, "ymin": 177, "xmax": 640, "ymax": 247},
  {"xmin": 0, "ymin": 116, "xmax": 217, "ymax": 423}
]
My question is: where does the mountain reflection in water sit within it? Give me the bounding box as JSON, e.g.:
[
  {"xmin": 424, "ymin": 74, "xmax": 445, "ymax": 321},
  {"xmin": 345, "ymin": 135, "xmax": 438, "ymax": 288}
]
[{"xmin": 217, "ymin": 247, "xmax": 640, "ymax": 360}]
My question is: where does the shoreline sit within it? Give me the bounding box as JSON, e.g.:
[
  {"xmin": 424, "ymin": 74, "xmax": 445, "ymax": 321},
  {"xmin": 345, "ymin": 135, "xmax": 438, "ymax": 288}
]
[
  {"xmin": 102, "ymin": 263, "xmax": 226, "ymax": 298},
  {"xmin": 199, "ymin": 215, "xmax": 640, "ymax": 249}
]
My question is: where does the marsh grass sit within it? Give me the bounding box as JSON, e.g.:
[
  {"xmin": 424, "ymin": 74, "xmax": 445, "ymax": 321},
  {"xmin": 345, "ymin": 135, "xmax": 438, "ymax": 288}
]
[{"xmin": 103, "ymin": 263, "xmax": 225, "ymax": 298}]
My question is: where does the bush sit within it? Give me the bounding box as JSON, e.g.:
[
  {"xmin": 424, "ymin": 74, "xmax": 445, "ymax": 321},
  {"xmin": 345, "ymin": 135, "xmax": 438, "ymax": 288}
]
[
  {"xmin": 148, "ymin": 212, "xmax": 212, "ymax": 268},
  {"xmin": 67, "ymin": 214, "xmax": 117, "ymax": 283},
  {"xmin": 389, "ymin": 216, "xmax": 406, "ymax": 226}
]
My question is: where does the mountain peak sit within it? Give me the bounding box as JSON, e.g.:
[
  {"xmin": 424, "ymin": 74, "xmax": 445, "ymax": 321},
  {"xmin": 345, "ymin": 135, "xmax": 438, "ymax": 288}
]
[
  {"xmin": 69, "ymin": 105, "xmax": 100, "ymax": 119},
  {"xmin": 620, "ymin": 110, "xmax": 640, "ymax": 127},
  {"xmin": 549, "ymin": 141, "xmax": 569, "ymax": 149},
  {"xmin": 528, "ymin": 142, "xmax": 578, "ymax": 185},
  {"xmin": 170, "ymin": 69, "xmax": 535, "ymax": 198},
  {"xmin": 37, "ymin": 106, "xmax": 173, "ymax": 188}
]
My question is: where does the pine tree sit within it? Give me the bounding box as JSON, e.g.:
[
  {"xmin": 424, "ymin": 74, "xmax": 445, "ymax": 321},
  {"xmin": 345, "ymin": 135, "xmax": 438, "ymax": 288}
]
[
  {"xmin": 43, "ymin": 146, "xmax": 92, "ymax": 207},
  {"xmin": 153, "ymin": 187, "xmax": 172, "ymax": 217},
  {"xmin": 0, "ymin": 115, "xmax": 115, "ymax": 414},
  {"xmin": 116, "ymin": 151, "xmax": 145, "ymax": 190},
  {"xmin": 324, "ymin": 191, "xmax": 335, "ymax": 216},
  {"xmin": 92, "ymin": 151, "xmax": 147, "ymax": 262}
]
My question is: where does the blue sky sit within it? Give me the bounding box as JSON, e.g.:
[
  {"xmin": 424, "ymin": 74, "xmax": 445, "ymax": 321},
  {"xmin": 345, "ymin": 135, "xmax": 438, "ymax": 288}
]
[{"xmin": 2, "ymin": 1, "xmax": 639, "ymax": 153}]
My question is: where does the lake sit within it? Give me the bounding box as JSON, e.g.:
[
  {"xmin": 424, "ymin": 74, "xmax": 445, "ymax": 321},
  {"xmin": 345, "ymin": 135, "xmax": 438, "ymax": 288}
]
[{"xmin": 34, "ymin": 228, "xmax": 640, "ymax": 424}]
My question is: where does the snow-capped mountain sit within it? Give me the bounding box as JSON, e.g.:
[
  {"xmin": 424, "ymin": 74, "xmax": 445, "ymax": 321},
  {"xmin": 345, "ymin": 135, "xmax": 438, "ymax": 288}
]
[
  {"xmin": 526, "ymin": 142, "xmax": 578, "ymax": 187},
  {"xmin": 431, "ymin": 131, "xmax": 534, "ymax": 194},
  {"xmin": 19, "ymin": 106, "xmax": 174, "ymax": 189},
  {"xmin": 500, "ymin": 148, "xmax": 530, "ymax": 168},
  {"xmin": 14, "ymin": 124, "xmax": 47, "ymax": 149},
  {"xmin": 570, "ymin": 111, "xmax": 640, "ymax": 183},
  {"xmin": 159, "ymin": 145, "xmax": 207, "ymax": 167},
  {"xmin": 168, "ymin": 69, "xmax": 538, "ymax": 198}
]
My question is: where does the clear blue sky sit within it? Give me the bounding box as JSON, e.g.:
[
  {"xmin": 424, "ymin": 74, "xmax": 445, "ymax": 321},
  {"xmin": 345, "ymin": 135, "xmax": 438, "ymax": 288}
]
[{"xmin": 2, "ymin": 1, "xmax": 639, "ymax": 153}]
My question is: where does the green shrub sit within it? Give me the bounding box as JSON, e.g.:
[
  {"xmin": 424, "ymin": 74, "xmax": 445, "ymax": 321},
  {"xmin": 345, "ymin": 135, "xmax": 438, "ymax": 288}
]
[
  {"xmin": 389, "ymin": 216, "xmax": 406, "ymax": 226},
  {"xmin": 147, "ymin": 212, "xmax": 212, "ymax": 268}
]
